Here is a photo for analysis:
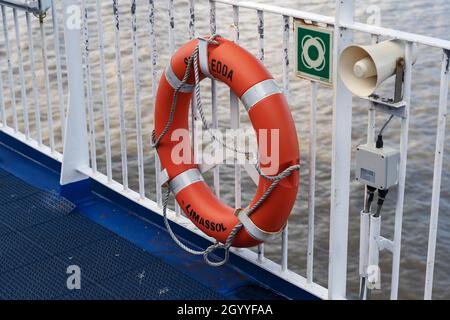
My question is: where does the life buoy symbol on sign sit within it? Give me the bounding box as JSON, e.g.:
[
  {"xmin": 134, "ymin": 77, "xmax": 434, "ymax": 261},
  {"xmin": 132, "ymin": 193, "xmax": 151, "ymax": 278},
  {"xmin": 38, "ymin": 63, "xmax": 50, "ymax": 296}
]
[{"xmin": 301, "ymin": 35, "xmax": 326, "ymax": 72}]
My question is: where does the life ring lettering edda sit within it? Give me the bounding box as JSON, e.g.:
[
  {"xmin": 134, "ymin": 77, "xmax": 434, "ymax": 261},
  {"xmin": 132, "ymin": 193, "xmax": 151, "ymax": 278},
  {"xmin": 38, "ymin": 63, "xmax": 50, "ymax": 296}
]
[{"xmin": 184, "ymin": 56, "xmax": 234, "ymax": 81}]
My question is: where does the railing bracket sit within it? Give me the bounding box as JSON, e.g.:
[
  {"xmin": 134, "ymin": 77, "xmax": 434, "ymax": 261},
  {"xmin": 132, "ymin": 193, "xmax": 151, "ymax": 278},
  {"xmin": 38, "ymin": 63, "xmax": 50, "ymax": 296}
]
[{"xmin": 366, "ymin": 96, "xmax": 407, "ymax": 119}]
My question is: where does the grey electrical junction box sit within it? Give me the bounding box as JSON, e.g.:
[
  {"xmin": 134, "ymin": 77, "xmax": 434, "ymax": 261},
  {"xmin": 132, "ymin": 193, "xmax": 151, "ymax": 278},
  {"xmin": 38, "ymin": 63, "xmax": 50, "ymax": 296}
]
[{"xmin": 355, "ymin": 144, "xmax": 400, "ymax": 190}]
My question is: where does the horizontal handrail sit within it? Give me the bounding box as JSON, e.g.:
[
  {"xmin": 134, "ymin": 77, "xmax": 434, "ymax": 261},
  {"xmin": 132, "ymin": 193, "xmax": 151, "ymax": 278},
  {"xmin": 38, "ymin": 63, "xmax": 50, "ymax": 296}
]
[
  {"xmin": 0, "ymin": 0, "xmax": 51, "ymax": 14},
  {"xmin": 213, "ymin": 0, "xmax": 450, "ymax": 50}
]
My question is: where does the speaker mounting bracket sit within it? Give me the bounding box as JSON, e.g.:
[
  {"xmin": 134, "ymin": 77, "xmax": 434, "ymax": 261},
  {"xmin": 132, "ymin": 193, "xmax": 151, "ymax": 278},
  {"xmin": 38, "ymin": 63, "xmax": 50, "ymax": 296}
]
[
  {"xmin": 393, "ymin": 58, "xmax": 405, "ymax": 103},
  {"xmin": 363, "ymin": 57, "xmax": 406, "ymax": 118},
  {"xmin": 365, "ymin": 96, "xmax": 407, "ymax": 119}
]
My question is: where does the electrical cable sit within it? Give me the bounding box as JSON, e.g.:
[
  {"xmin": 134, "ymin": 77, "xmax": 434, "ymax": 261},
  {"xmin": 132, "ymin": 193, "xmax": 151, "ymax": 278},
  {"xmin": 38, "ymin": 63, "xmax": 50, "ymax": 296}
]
[
  {"xmin": 359, "ymin": 277, "xmax": 367, "ymax": 300},
  {"xmin": 360, "ymin": 115, "xmax": 395, "ymax": 299},
  {"xmin": 374, "ymin": 189, "xmax": 389, "ymax": 218},
  {"xmin": 360, "ymin": 185, "xmax": 377, "ymax": 300},
  {"xmin": 376, "ymin": 115, "xmax": 395, "ymax": 148},
  {"xmin": 364, "ymin": 186, "xmax": 377, "ymax": 213},
  {"xmin": 378, "ymin": 114, "xmax": 394, "ymax": 137}
]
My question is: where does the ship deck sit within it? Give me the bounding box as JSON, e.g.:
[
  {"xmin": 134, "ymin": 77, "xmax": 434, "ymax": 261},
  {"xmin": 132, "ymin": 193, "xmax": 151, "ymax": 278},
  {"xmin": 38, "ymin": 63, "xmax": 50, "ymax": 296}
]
[
  {"xmin": 0, "ymin": 168, "xmax": 229, "ymax": 300},
  {"xmin": 0, "ymin": 131, "xmax": 317, "ymax": 300}
]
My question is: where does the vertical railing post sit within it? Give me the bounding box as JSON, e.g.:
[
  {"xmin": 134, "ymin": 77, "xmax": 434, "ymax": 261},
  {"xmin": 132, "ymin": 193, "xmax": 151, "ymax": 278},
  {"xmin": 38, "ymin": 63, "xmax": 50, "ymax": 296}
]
[
  {"xmin": 2, "ymin": 5, "xmax": 18, "ymax": 132},
  {"xmin": 359, "ymin": 34, "xmax": 380, "ymax": 300},
  {"xmin": 166, "ymin": 0, "xmax": 180, "ymax": 214},
  {"xmin": 209, "ymin": 0, "xmax": 220, "ymax": 198},
  {"xmin": 424, "ymin": 49, "xmax": 449, "ymax": 300},
  {"xmin": 26, "ymin": 12, "xmax": 42, "ymax": 146},
  {"xmin": 40, "ymin": 14, "xmax": 55, "ymax": 153},
  {"xmin": 0, "ymin": 61, "xmax": 4, "ymax": 127},
  {"xmin": 256, "ymin": 8, "xmax": 265, "ymax": 263},
  {"xmin": 307, "ymin": 81, "xmax": 318, "ymax": 283},
  {"xmin": 13, "ymin": 8, "xmax": 29, "ymax": 140},
  {"xmin": 113, "ymin": 0, "xmax": 128, "ymax": 191},
  {"xmin": 281, "ymin": 14, "xmax": 290, "ymax": 272},
  {"xmin": 131, "ymin": 0, "xmax": 146, "ymax": 200},
  {"xmin": 189, "ymin": 0, "xmax": 196, "ymax": 151},
  {"xmin": 168, "ymin": 0, "xmax": 174, "ymax": 55},
  {"xmin": 81, "ymin": 0, "xmax": 97, "ymax": 174},
  {"xmin": 96, "ymin": 0, "xmax": 112, "ymax": 182},
  {"xmin": 60, "ymin": 0, "xmax": 89, "ymax": 185},
  {"xmin": 231, "ymin": 6, "xmax": 241, "ymax": 209},
  {"xmin": 390, "ymin": 42, "xmax": 413, "ymax": 300},
  {"xmin": 51, "ymin": 0, "xmax": 66, "ymax": 142},
  {"xmin": 149, "ymin": 0, "xmax": 161, "ymax": 206},
  {"xmin": 328, "ymin": 0, "xmax": 354, "ymax": 300}
]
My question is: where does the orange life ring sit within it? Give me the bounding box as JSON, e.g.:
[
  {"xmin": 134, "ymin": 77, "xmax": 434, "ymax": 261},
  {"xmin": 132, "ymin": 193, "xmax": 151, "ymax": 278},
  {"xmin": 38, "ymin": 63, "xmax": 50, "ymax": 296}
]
[{"xmin": 154, "ymin": 36, "xmax": 300, "ymax": 248}]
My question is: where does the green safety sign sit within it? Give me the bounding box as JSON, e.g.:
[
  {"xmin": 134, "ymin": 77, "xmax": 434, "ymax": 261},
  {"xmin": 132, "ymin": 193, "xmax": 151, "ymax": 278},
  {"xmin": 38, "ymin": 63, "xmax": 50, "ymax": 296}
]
[{"xmin": 295, "ymin": 20, "xmax": 333, "ymax": 85}]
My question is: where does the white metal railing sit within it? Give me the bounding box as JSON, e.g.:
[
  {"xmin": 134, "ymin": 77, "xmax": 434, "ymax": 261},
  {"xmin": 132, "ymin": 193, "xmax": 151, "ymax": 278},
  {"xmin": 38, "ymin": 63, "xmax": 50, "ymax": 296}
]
[
  {"xmin": 0, "ymin": 0, "xmax": 65, "ymax": 158},
  {"xmin": 424, "ymin": 45, "xmax": 449, "ymax": 300},
  {"xmin": 0, "ymin": 0, "xmax": 448, "ymax": 300}
]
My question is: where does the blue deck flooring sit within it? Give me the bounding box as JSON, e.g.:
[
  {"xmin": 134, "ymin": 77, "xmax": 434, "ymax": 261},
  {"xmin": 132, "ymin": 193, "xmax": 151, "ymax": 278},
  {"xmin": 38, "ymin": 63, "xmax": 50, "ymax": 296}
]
[{"xmin": 0, "ymin": 169, "xmax": 226, "ymax": 300}]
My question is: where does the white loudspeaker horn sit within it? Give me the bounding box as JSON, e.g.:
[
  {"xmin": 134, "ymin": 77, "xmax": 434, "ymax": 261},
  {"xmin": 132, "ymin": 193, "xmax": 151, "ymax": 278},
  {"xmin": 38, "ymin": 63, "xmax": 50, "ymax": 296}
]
[{"xmin": 339, "ymin": 40, "xmax": 415, "ymax": 97}]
